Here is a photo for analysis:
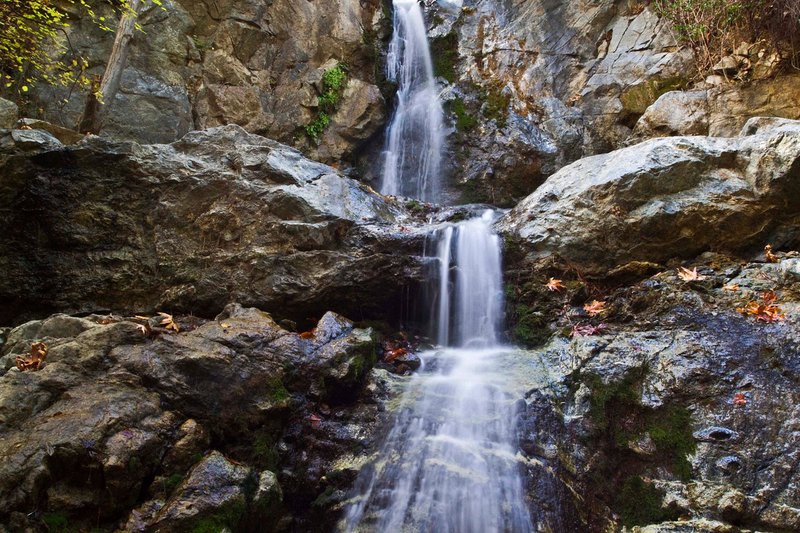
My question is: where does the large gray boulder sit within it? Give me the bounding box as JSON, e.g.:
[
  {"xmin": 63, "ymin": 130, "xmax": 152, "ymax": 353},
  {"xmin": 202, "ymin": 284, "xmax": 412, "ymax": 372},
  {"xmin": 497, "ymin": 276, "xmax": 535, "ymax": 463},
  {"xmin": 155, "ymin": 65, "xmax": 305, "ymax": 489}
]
[
  {"xmin": 499, "ymin": 119, "xmax": 800, "ymax": 273},
  {"xmin": 0, "ymin": 124, "xmax": 421, "ymax": 325}
]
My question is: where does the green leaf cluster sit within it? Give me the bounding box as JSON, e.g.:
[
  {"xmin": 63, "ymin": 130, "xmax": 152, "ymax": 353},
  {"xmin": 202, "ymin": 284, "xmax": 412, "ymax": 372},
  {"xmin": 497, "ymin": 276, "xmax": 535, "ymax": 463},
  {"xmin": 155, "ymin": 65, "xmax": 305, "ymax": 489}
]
[
  {"xmin": 305, "ymin": 64, "xmax": 347, "ymax": 142},
  {"xmin": 0, "ymin": 0, "xmax": 161, "ymax": 99}
]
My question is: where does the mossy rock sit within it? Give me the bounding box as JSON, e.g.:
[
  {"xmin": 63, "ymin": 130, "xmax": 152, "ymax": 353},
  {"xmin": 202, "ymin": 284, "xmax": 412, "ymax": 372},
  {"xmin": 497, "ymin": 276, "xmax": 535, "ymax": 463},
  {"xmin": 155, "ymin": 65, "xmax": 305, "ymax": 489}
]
[
  {"xmin": 430, "ymin": 33, "xmax": 459, "ymax": 83},
  {"xmin": 619, "ymin": 76, "xmax": 689, "ymax": 115}
]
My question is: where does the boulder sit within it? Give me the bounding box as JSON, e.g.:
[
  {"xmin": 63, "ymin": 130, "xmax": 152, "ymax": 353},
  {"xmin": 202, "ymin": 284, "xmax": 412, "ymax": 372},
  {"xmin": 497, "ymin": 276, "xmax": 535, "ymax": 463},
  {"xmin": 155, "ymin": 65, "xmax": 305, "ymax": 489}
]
[
  {"xmin": 0, "ymin": 124, "xmax": 422, "ymax": 325},
  {"xmin": 630, "ymin": 90, "xmax": 709, "ymax": 142},
  {"xmin": 499, "ymin": 119, "xmax": 800, "ymax": 273},
  {"xmin": 140, "ymin": 451, "xmax": 281, "ymax": 532}
]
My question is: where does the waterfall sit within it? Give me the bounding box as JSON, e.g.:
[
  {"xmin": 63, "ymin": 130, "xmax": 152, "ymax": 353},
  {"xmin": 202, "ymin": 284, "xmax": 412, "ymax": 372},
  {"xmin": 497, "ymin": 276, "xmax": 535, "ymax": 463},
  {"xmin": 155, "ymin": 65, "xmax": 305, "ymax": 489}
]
[
  {"xmin": 343, "ymin": 210, "xmax": 533, "ymax": 532},
  {"xmin": 379, "ymin": 0, "xmax": 445, "ymax": 202}
]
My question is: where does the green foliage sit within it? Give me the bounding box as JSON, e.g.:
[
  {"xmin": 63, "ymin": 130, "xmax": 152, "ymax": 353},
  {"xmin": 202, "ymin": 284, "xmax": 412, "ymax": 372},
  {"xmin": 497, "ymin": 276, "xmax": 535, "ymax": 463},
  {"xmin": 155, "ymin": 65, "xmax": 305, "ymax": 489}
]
[
  {"xmin": 305, "ymin": 64, "xmax": 347, "ymax": 142},
  {"xmin": 42, "ymin": 512, "xmax": 71, "ymax": 532},
  {"xmin": 654, "ymin": 0, "xmax": 800, "ymax": 74},
  {"xmin": 0, "ymin": 0, "xmax": 161, "ymax": 99},
  {"xmin": 163, "ymin": 473, "xmax": 185, "ymax": 495},
  {"xmin": 430, "ymin": 33, "xmax": 459, "ymax": 83},
  {"xmin": 305, "ymin": 112, "xmax": 330, "ymax": 141},
  {"xmin": 617, "ymin": 476, "xmax": 678, "ymax": 527},
  {"xmin": 480, "ymin": 85, "xmax": 511, "ymax": 128},
  {"xmin": 447, "ymin": 97, "xmax": 477, "ymax": 132}
]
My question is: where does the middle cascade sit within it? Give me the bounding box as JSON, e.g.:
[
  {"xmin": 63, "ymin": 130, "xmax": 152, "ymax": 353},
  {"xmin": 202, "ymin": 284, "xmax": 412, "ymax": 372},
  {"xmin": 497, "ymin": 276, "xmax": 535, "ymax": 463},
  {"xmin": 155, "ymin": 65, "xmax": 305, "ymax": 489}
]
[
  {"xmin": 343, "ymin": 211, "xmax": 533, "ymax": 532},
  {"xmin": 379, "ymin": 0, "xmax": 445, "ymax": 202}
]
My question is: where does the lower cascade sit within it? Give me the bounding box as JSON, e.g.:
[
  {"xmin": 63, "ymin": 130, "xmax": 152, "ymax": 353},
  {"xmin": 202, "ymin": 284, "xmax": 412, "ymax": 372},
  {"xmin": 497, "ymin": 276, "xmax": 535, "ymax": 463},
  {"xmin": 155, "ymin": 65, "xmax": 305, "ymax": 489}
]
[{"xmin": 343, "ymin": 211, "xmax": 533, "ymax": 532}]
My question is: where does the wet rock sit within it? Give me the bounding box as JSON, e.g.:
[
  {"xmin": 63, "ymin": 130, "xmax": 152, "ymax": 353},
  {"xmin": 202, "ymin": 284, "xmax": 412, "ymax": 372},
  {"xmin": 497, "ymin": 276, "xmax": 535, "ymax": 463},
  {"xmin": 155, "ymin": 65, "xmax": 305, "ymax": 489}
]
[
  {"xmin": 511, "ymin": 254, "xmax": 800, "ymax": 531},
  {"xmin": 0, "ymin": 125, "xmax": 423, "ymax": 325},
  {"xmin": 499, "ymin": 119, "xmax": 800, "ymax": 273},
  {"xmin": 0, "ymin": 98, "xmax": 17, "ymax": 128},
  {"xmin": 0, "ymin": 303, "xmax": 386, "ymax": 529},
  {"xmin": 143, "ymin": 451, "xmax": 281, "ymax": 532}
]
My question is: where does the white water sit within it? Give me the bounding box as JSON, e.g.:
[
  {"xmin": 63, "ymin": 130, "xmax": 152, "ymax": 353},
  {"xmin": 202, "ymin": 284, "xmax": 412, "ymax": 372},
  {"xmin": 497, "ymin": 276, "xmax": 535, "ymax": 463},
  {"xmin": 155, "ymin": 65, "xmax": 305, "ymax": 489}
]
[
  {"xmin": 379, "ymin": 0, "xmax": 445, "ymax": 202},
  {"xmin": 343, "ymin": 211, "xmax": 533, "ymax": 532}
]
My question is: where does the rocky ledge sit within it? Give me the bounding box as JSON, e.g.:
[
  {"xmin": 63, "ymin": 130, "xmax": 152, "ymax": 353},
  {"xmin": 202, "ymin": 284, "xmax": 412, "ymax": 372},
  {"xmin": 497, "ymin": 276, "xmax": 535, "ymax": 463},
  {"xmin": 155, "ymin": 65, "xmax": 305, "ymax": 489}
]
[
  {"xmin": 0, "ymin": 303, "xmax": 396, "ymax": 532},
  {"xmin": 0, "ymin": 125, "xmax": 423, "ymax": 326}
]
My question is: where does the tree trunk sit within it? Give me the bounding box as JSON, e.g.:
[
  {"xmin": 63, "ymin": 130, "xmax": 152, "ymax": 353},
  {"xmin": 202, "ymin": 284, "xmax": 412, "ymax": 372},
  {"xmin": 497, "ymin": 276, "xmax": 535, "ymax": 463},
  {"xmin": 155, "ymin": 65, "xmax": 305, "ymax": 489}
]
[{"xmin": 78, "ymin": 0, "xmax": 142, "ymax": 134}]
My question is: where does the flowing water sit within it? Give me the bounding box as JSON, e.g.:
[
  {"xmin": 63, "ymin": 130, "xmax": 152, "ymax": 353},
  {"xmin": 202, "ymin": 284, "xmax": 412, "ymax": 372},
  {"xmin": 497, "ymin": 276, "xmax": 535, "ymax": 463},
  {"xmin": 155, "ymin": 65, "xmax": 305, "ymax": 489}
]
[
  {"xmin": 346, "ymin": 1, "xmax": 532, "ymax": 530},
  {"xmin": 379, "ymin": 0, "xmax": 445, "ymax": 202},
  {"xmin": 343, "ymin": 212, "xmax": 533, "ymax": 532}
]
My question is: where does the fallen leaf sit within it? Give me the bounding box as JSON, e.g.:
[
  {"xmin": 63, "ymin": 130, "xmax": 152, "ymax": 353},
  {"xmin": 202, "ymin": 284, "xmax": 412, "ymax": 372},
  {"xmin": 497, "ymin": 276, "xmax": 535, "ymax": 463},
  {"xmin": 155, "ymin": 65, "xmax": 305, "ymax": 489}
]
[
  {"xmin": 722, "ymin": 283, "xmax": 740, "ymax": 292},
  {"xmin": 385, "ymin": 348, "xmax": 407, "ymax": 363},
  {"xmin": 16, "ymin": 342, "xmax": 48, "ymax": 371},
  {"xmin": 678, "ymin": 267, "xmax": 706, "ymax": 282},
  {"xmin": 299, "ymin": 330, "xmax": 315, "ymax": 340},
  {"xmin": 583, "ymin": 300, "xmax": 606, "ymax": 316},
  {"xmin": 733, "ymin": 393, "xmax": 747, "ymax": 406},
  {"xmin": 571, "ymin": 323, "xmax": 607, "ymax": 337},
  {"xmin": 307, "ymin": 413, "xmax": 322, "ymax": 429},
  {"xmin": 546, "ymin": 278, "xmax": 566, "ymax": 292},
  {"xmin": 736, "ymin": 290, "xmax": 785, "ymax": 323},
  {"xmin": 158, "ymin": 312, "xmax": 180, "ymax": 333},
  {"xmin": 764, "ymin": 244, "xmax": 778, "ymax": 263}
]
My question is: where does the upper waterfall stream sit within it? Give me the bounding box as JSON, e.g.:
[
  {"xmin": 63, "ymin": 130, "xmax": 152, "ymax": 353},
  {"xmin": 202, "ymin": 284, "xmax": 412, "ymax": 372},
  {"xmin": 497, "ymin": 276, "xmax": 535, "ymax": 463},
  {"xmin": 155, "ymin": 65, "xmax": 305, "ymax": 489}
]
[{"xmin": 378, "ymin": 0, "xmax": 445, "ymax": 202}]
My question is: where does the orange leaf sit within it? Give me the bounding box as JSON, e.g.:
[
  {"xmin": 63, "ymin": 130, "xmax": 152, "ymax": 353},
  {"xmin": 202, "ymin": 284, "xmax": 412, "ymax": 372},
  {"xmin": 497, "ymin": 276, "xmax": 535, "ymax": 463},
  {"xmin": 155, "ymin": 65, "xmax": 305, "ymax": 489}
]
[
  {"xmin": 546, "ymin": 278, "xmax": 566, "ymax": 292},
  {"xmin": 299, "ymin": 331, "xmax": 315, "ymax": 340},
  {"xmin": 583, "ymin": 300, "xmax": 606, "ymax": 316},
  {"xmin": 733, "ymin": 393, "xmax": 747, "ymax": 406},
  {"xmin": 764, "ymin": 244, "xmax": 778, "ymax": 263}
]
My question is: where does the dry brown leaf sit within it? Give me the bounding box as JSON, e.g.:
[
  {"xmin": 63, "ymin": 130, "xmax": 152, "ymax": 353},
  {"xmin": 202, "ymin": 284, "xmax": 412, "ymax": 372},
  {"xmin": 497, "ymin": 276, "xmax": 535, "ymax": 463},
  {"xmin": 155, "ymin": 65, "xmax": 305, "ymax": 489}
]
[
  {"xmin": 158, "ymin": 312, "xmax": 180, "ymax": 333},
  {"xmin": 722, "ymin": 283, "xmax": 740, "ymax": 292},
  {"xmin": 764, "ymin": 244, "xmax": 778, "ymax": 263},
  {"xmin": 678, "ymin": 267, "xmax": 706, "ymax": 282},
  {"xmin": 546, "ymin": 278, "xmax": 566, "ymax": 292},
  {"xmin": 16, "ymin": 342, "xmax": 48, "ymax": 371}
]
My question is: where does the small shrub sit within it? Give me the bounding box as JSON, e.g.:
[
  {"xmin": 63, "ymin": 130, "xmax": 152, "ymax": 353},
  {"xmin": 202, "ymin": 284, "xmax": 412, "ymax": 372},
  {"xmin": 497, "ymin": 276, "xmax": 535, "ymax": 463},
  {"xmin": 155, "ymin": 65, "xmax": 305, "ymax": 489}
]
[
  {"xmin": 654, "ymin": 0, "xmax": 800, "ymax": 74},
  {"xmin": 305, "ymin": 64, "xmax": 348, "ymax": 142}
]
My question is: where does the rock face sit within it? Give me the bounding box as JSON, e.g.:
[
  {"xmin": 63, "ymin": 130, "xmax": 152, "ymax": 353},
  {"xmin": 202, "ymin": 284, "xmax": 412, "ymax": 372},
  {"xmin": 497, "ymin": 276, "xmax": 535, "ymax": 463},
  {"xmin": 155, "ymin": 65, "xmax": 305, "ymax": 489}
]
[
  {"xmin": 499, "ymin": 119, "xmax": 800, "ymax": 274},
  {"xmin": 505, "ymin": 253, "xmax": 800, "ymax": 531},
  {"xmin": 0, "ymin": 98, "xmax": 17, "ymax": 129},
  {"xmin": 0, "ymin": 124, "xmax": 423, "ymax": 325},
  {"xmin": 0, "ymin": 303, "xmax": 389, "ymax": 531},
  {"xmin": 33, "ymin": 0, "xmax": 388, "ymax": 164},
  {"xmin": 419, "ymin": 0, "xmax": 800, "ymax": 205}
]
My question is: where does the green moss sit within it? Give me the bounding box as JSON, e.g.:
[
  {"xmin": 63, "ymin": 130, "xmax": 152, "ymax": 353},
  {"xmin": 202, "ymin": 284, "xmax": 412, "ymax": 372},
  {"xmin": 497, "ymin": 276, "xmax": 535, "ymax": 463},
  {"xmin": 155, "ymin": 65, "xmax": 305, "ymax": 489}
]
[
  {"xmin": 619, "ymin": 76, "xmax": 688, "ymax": 115},
  {"xmin": 190, "ymin": 501, "xmax": 245, "ymax": 533},
  {"xmin": 311, "ymin": 486, "xmax": 337, "ymax": 509},
  {"xmin": 253, "ymin": 433, "xmax": 280, "ymax": 471},
  {"xmin": 42, "ymin": 512, "xmax": 71, "ymax": 532},
  {"xmin": 430, "ymin": 33, "xmax": 459, "ymax": 83},
  {"xmin": 480, "ymin": 84, "xmax": 511, "ymax": 128},
  {"xmin": 405, "ymin": 199, "xmax": 426, "ymax": 215},
  {"xmin": 584, "ymin": 369, "xmax": 696, "ymax": 481},
  {"xmin": 512, "ymin": 304, "xmax": 551, "ymax": 347},
  {"xmin": 648, "ymin": 407, "xmax": 696, "ymax": 481},
  {"xmin": 617, "ymin": 476, "xmax": 678, "ymax": 527},
  {"xmin": 267, "ymin": 377, "xmax": 290, "ymax": 403},
  {"xmin": 163, "ymin": 473, "xmax": 185, "ymax": 495},
  {"xmin": 447, "ymin": 97, "xmax": 478, "ymax": 132}
]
